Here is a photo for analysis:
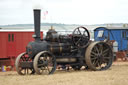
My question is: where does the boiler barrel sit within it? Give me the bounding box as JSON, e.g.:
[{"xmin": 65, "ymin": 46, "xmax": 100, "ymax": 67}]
[{"xmin": 49, "ymin": 43, "xmax": 71, "ymax": 54}]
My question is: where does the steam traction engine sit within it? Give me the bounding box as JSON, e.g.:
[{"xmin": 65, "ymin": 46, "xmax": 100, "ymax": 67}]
[{"xmin": 15, "ymin": 9, "xmax": 114, "ymax": 75}]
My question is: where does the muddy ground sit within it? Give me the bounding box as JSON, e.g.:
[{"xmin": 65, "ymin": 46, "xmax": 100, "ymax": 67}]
[{"xmin": 0, "ymin": 62, "xmax": 128, "ymax": 85}]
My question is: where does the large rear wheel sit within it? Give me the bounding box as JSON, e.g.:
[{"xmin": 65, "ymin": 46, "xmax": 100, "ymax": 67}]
[{"xmin": 85, "ymin": 42, "xmax": 113, "ymax": 71}]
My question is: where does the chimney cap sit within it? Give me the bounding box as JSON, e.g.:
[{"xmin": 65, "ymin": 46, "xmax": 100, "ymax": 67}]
[{"xmin": 33, "ymin": 9, "xmax": 41, "ymax": 11}]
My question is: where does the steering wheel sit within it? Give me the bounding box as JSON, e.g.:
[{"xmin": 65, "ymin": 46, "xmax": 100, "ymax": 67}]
[{"xmin": 72, "ymin": 26, "xmax": 90, "ymax": 48}]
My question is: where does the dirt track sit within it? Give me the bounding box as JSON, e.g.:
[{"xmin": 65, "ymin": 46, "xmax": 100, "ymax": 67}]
[{"xmin": 0, "ymin": 62, "xmax": 128, "ymax": 85}]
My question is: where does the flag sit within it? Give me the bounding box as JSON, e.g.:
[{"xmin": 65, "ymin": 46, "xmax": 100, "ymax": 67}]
[{"xmin": 43, "ymin": 11, "xmax": 48, "ymax": 19}]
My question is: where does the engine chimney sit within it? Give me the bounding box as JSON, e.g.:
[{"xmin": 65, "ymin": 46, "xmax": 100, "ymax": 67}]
[{"xmin": 33, "ymin": 9, "xmax": 41, "ymax": 41}]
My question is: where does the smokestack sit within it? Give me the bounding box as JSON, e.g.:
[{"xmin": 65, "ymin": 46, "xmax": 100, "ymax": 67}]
[{"xmin": 33, "ymin": 9, "xmax": 41, "ymax": 41}]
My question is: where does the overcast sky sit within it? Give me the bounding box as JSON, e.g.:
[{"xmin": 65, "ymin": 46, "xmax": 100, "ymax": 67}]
[{"xmin": 0, "ymin": 0, "xmax": 128, "ymax": 25}]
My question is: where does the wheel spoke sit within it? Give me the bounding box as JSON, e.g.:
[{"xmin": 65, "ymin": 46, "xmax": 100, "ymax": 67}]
[
  {"xmin": 27, "ymin": 69, "xmax": 29, "ymax": 74},
  {"xmin": 91, "ymin": 51, "xmax": 97, "ymax": 56},
  {"xmin": 91, "ymin": 56, "xmax": 98, "ymax": 60},
  {"xmin": 76, "ymin": 38, "xmax": 81, "ymax": 45},
  {"xmin": 103, "ymin": 48, "xmax": 109, "ymax": 54},
  {"xmin": 23, "ymin": 55, "xmax": 27, "ymax": 61},
  {"xmin": 24, "ymin": 69, "xmax": 26, "ymax": 75},
  {"xmin": 46, "ymin": 66, "xmax": 50, "ymax": 73},
  {"xmin": 91, "ymin": 57, "xmax": 98, "ymax": 61},
  {"xmin": 97, "ymin": 62, "xmax": 101, "ymax": 68},
  {"xmin": 94, "ymin": 46, "xmax": 99, "ymax": 54},
  {"xmin": 103, "ymin": 59, "xmax": 109, "ymax": 63},
  {"xmin": 78, "ymin": 28, "xmax": 82, "ymax": 34},
  {"xmin": 26, "ymin": 57, "xmax": 30, "ymax": 61},
  {"xmin": 103, "ymin": 56, "xmax": 111, "ymax": 63},
  {"xmin": 102, "ymin": 52, "xmax": 108, "ymax": 57},
  {"xmin": 103, "ymin": 57, "xmax": 111, "ymax": 59},
  {"xmin": 21, "ymin": 57, "xmax": 25, "ymax": 61},
  {"xmin": 92, "ymin": 59, "xmax": 96, "ymax": 64},
  {"xmin": 95, "ymin": 59, "xmax": 99, "ymax": 65},
  {"xmin": 38, "ymin": 64, "xmax": 44, "ymax": 67},
  {"xmin": 99, "ymin": 44, "xmax": 103, "ymax": 54},
  {"xmin": 83, "ymin": 30, "xmax": 86, "ymax": 35},
  {"xmin": 48, "ymin": 59, "xmax": 53, "ymax": 66}
]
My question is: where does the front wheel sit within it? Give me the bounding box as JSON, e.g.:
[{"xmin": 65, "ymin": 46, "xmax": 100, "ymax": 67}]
[
  {"xmin": 33, "ymin": 51, "xmax": 56, "ymax": 75},
  {"xmin": 15, "ymin": 52, "xmax": 35, "ymax": 75}
]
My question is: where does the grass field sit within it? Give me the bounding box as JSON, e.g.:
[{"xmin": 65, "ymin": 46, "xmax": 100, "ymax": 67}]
[{"xmin": 0, "ymin": 62, "xmax": 128, "ymax": 85}]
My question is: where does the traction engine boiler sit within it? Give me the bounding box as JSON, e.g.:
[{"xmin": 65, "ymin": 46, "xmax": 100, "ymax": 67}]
[{"xmin": 15, "ymin": 9, "xmax": 114, "ymax": 75}]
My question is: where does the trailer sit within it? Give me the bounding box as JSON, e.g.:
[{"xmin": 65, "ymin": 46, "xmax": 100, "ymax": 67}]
[
  {"xmin": 94, "ymin": 27, "xmax": 128, "ymax": 61},
  {"xmin": 0, "ymin": 29, "xmax": 43, "ymax": 70}
]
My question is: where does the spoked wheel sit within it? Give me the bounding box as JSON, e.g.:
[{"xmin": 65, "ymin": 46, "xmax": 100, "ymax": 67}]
[
  {"xmin": 85, "ymin": 42, "xmax": 113, "ymax": 71},
  {"xmin": 72, "ymin": 26, "xmax": 90, "ymax": 48},
  {"xmin": 33, "ymin": 51, "xmax": 56, "ymax": 75},
  {"xmin": 15, "ymin": 52, "xmax": 35, "ymax": 75}
]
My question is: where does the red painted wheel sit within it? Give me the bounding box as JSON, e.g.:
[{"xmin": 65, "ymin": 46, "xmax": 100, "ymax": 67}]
[{"xmin": 15, "ymin": 52, "xmax": 35, "ymax": 75}]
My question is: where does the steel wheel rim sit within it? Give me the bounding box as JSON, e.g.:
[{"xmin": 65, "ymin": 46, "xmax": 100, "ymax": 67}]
[
  {"xmin": 34, "ymin": 51, "xmax": 56, "ymax": 75},
  {"xmin": 15, "ymin": 52, "xmax": 35, "ymax": 75},
  {"xmin": 85, "ymin": 42, "xmax": 113, "ymax": 71}
]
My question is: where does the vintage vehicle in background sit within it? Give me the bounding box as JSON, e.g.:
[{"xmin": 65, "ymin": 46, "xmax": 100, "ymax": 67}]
[
  {"xmin": 94, "ymin": 27, "xmax": 128, "ymax": 61},
  {"xmin": 0, "ymin": 29, "xmax": 43, "ymax": 70}
]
